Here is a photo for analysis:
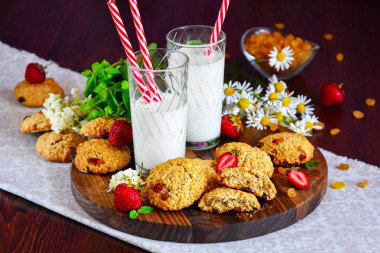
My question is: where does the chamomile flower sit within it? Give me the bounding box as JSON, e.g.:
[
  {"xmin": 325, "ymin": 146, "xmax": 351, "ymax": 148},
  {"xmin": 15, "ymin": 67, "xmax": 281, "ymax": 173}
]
[
  {"xmin": 247, "ymin": 109, "xmax": 277, "ymax": 130},
  {"xmin": 223, "ymin": 81, "xmax": 238, "ymax": 105},
  {"xmin": 234, "ymin": 90, "xmax": 256, "ymax": 116},
  {"xmin": 234, "ymin": 81, "xmax": 253, "ymax": 93},
  {"xmin": 268, "ymin": 74, "xmax": 288, "ymax": 93},
  {"xmin": 268, "ymin": 46, "xmax": 294, "ymax": 71},
  {"xmin": 279, "ymin": 91, "xmax": 297, "ymax": 117},
  {"xmin": 296, "ymin": 95, "xmax": 314, "ymax": 115},
  {"xmin": 289, "ymin": 120, "xmax": 311, "ymax": 137},
  {"xmin": 302, "ymin": 114, "xmax": 323, "ymax": 131},
  {"xmin": 264, "ymin": 85, "xmax": 283, "ymax": 105},
  {"xmin": 252, "ymin": 84, "xmax": 264, "ymax": 96},
  {"xmin": 222, "ymin": 105, "xmax": 240, "ymax": 116}
]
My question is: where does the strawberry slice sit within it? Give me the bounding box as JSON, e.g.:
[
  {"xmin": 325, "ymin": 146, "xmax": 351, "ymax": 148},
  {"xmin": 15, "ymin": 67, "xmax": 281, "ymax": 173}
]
[
  {"xmin": 287, "ymin": 170, "xmax": 309, "ymax": 189},
  {"xmin": 216, "ymin": 152, "xmax": 238, "ymax": 173}
]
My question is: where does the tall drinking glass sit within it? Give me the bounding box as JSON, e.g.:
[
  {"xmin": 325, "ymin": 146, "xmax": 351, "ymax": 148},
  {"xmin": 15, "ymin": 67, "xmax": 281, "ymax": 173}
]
[
  {"xmin": 127, "ymin": 48, "xmax": 188, "ymax": 175},
  {"xmin": 166, "ymin": 25, "xmax": 226, "ymax": 150}
]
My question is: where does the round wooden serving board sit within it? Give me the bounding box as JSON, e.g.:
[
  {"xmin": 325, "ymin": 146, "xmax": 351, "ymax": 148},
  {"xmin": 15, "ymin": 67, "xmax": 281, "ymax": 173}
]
[{"xmin": 71, "ymin": 127, "xmax": 327, "ymax": 243}]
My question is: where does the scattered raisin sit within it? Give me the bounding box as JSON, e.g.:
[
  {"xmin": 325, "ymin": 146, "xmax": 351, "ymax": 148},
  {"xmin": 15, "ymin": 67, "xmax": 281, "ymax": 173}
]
[
  {"xmin": 330, "ymin": 128, "xmax": 340, "ymax": 136},
  {"xmin": 225, "ymin": 53, "xmax": 231, "ymax": 60},
  {"xmin": 314, "ymin": 121, "xmax": 325, "ymax": 131},
  {"xmin": 274, "ymin": 23, "xmax": 285, "ymax": 30},
  {"xmin": 161, "ymin": 193, "xmax": 169, "ymax": 200},
  {"xmin": 338, "ymin": 163, "xmax": 349, "ymax": 170},
  {"xmin": 257, "ymin": 142, "xmax": 264, "ymax": 148},
  {"xmin": 335, "ymin": 53, "xmax": 344, "ymax": 62},
  {"xmin": 153, "ymin": 183, "xmax": 163, "ymax": 193},
  {"xmin": 287, "ymin": 188, "xmax": 297, "ymax": 198},
  {"xmin": 331, "ymin": 181, "xmax": 345, "ymax": 189},
  {"xmin": 88, "ymin": 157, "xmax": 102, "ymax": 165},
  {"xmin": 324, "ymin": 33, "xmax": 333, "ymax": 40},
  {"xmin": 277, "ymin": 167, "xmax": 287, "ymax": 175},
  {"xmin": 365, "ymin": 98, "xmax": 375, "ymax": 106},
  {"xmin": 353, "ymin": 110, "xmax": 364, "ymax": 119},
  {"xmin": 261, "ymin": 193, "xmax": 267, "ymax": 199},
  {"xmin": 358, "ymin": 179, "xmax": 368, "ymax": 188},
  {"xmin": 269, "ymin": 123, "xmax": 278, "ymax": 131},
  {"xmin": 72, "ymin": 152, "xmax": 77, "ymax": 159},
  {"xmin": 18, "ymin": 97, "xmax": 25, "ymax": 103},
  {"xmin": 299, "ymin": 154, "xmax": 306, "ymax": 161}
]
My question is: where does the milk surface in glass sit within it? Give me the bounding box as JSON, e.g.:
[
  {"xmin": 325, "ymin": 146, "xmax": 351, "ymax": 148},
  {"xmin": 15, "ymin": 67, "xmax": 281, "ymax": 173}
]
[
  {"xmin": 181, "ymin": 47, "xmax": 224, "ymax": 143},
  {"xmin": 131, "ymin": 94, "xmax": 187, "ymax": 171}
]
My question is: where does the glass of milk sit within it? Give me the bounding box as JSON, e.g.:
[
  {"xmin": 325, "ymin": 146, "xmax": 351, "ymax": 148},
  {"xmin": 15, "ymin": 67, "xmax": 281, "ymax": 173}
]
[
  {"xmin": 166, "ymin": 25, "xmax": 226, "ymax": 150},
  {"xmin": 127, "ymin": 48, "xmax": 189, "ymax": 175}
]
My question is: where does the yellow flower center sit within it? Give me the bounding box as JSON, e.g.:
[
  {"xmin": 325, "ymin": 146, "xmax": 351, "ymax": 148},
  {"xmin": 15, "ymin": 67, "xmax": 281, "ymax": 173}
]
[
  {"xmin": 297, "ymin": 103, "xmax": 305, "ymax": 113},
  {"xmin": 269, "ymin": 92, "xmax": 278, "ymax": 102},
  {"xmin": 253, "ymin": 92, "xmax": 259, "ymax": 96},
  {"xmin": 274, "ymin": 82, "xmax": 284, "ymax": 92},
  {"xmin": 282, "ymin": 97, "xmax": 291, "ymax": 107},
  {"xmin": 224, "ymin": 87, "xmax": 234, "ymax": 96},
  {"xmin": 305, "ymin": 121, "xmax": 313, "ymax": 131},
  {"xmin": 238, "ymin": 98, "xmax": 250, "ymax": 110},
  {"xmin": 300, "ymin": 132, "xmax": 305, "ymax": 136},
  {"xmin": 261, "ymin": 116, "xmax": 271, "ymax": 126},
  {"xmin": 276, "ymin": 52, "xmax": 286, "ymax": 62},
  {"xmin": 275, "ymin": 112, "xmax": 283, "ymax": 124}
]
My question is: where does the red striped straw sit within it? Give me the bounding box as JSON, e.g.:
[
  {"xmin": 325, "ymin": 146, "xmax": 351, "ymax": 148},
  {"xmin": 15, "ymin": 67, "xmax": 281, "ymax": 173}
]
[
  {"xmin": 107, "ymin": 0, "xmax": 151, "ymax": 103},
  {"xmin": 206, "ymin": 0, "xmax": 231, "ymax": 55},
  {"xmin": 128, "ymin": 0, "xmax": 162, "ymax": 102}
]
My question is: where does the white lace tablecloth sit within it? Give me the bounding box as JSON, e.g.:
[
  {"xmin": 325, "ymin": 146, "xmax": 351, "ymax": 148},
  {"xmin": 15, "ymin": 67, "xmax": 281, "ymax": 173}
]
[{"xmin": 0, "ymin": 41, "xmax": 379, "ymax": 253}]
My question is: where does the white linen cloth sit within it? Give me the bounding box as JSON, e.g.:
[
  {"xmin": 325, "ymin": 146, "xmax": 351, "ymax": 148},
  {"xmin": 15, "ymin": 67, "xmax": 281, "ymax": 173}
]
[{"xmin": 0, "ymin": 41, "xmax": 379, "ymax": 253}]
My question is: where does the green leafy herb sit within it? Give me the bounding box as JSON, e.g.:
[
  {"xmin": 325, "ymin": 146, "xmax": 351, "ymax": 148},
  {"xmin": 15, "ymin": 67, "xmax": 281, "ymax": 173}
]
[
  {"xmin": 137, "ymin": 206, "xmax": 154, "ymax": 214},
  {"xmin": 186, "ymin": 39, "xmax": 205, "ymax": 45},
  {"xmin": 81, "ymin": 58, "xmax": 131, "ymax": 121},
  {"xmin": 129, "ymin": 210, "xmax": 138, "ymax": 219},
  {"xmin": 305, "ymin": 161, "xmax": 319, "ymax": 169}
]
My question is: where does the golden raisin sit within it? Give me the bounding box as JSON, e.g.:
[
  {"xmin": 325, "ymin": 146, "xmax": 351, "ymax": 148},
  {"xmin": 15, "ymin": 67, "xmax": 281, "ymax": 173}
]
[
  {"xmin": 314, "ymin": 121, "xmax": 325, "ymax": 131},
  {"xmin": 353, "ymin": 110, "xmax": 364, "ymax": 119},
  {"xmin": 358, "ymin": 179, "xmax": 368, "ymax": 188},
  {"xmin": 331, "ymin": 181, "xmax": 345, "ymax": 189},
  {"xmin": 274, "ymin": 23, "xmax": 285, "ymax": 30},
  {"xmin": 335, "ymin": 53, "xmax": 344, "ymax": 62},
  {"xmin": 330, "ymin": 128, "xmax": 340, "ymax": 135},
  {"xmin": 365, "ymin": 98, "xmax": 376, "ymax": 106},
  {"xmin": 324, "ymin": 33, "xmax": 333, "ymax": 40},
  {"xmin": 338, "ymin": 163, "xmax": 350, "ymax": 170},
  {"xmin": 270, "ymin": 123, "xmax": 278, "ymax": 131},
  {"xmin": 277, "ymin": 167, "xmax": 287, "ymax": 175},
  {"xmin": 287, "ymin": 188, "xmax": 297, "ymax": 198}
]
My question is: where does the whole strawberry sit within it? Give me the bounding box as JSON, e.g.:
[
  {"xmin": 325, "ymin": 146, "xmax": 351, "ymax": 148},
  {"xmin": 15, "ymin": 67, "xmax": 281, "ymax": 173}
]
[
  {"xmin": 25, "ymin": 63, "xmax": 46, "ymax": 83},
  {"xmin": 221, "ymin": 114, "xmax": 243, "ymax": 138},
  {"xmin": 114, "ymin": 183, "xmax": 142, "ymax": 211},
  {"xmin": 320, "ymin": 83, "xmax": 344, "ymax": 106},
  {"xmin": 109, "ymin": 120, "xmax": 133, "ymax": 147}
]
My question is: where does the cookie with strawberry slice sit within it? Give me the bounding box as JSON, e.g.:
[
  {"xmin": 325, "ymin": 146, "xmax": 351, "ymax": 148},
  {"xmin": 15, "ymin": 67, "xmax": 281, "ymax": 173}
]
[{"xmin": 215, "ymin": 142, "xmax": 274, "ymax": 177}]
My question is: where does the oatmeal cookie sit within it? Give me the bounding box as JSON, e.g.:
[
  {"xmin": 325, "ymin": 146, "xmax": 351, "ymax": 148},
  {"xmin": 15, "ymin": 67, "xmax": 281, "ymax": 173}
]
[
  {"xmin": 74, "ymin": 138, "xmax": 131, "ymax": 174},
  {"xmin": 215, "ymin": 142, "xmax": 274, "ymax": 177},
  {"xmin": 218, "ymin": 167, "xmax": 277, "ymax": 200},
  {"xmin": 14, "ymin": 78, "xmax": 64, "ymax": 107},
  {"xmin": 199, "ymin": 159, "xmax": 219, "ymax": 192},
  {"xmin": 258, "ymin": 132, "xmax": 314, "ymax": 166},
  {"xmin": 143, "ymin": 158, "xmax": 208, "ymax": 211},
  {"xmin": 80, "ymin": 117, "xmax": 127, "ymax": 138},
  {"xmin": 20, "ymin": 111, "xmax": 51, "ymax": 133},
  {"xmin": 36, "ymin": 131, "xmax": 87, "ymax": 163},
  {"xmin": 198, "ymin": 187, "xmax": 261, "ymax": 213}
]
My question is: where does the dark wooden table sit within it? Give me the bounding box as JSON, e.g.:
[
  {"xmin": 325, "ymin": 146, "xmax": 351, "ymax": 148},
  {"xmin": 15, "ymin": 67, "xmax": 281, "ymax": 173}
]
[{"xmin": 0, "ymin": 0, "xmax": 379, "ymax": 252}]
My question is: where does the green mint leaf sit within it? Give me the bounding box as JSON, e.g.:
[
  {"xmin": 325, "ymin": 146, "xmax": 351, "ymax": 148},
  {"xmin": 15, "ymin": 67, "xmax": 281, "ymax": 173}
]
[
  {"xmin": 81, "ymin": 69, "xmax": 92, "ymax": 77},
  {"xmin": 100, "ymin": 59, "xmax": 110, "ymax": 68},
  {"xmin": 120, "ymin": 60, "xmax": 129, "ymax": 80},
  {"xmin": 129, "ymin": 210, "xmax": 138, "ymax": 219},
  {"xmin": 121, "ymin": 80, "xmax": 129, "ymax": 90},
  {"xmin": 84, "ymin": 75, "xmax": 96, "ymax": 97},
  {"xmin": 137, "ymin": 206, "xmax": 154, "ymax": 214},
  {"xmin": 87, "ymin": 109, "xmax": 101, "ymax": 120},
  {"xmin": 148, "ymin": 43, "xmax": 157, "ymax": 50},
  {"xmin": 105, "ymin": 67, "xmax": 120, "ymax": 75},
  {"xmin": 186, "ymin": 39, "xmax": 205, "ymax": 45},
  {"xmin": 305, "ymin": 161, "xmax": 319, "ymax": 169},
  {"xmin": 93, "ymin": 82, "xmax": 107, "ymax": 93}
]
